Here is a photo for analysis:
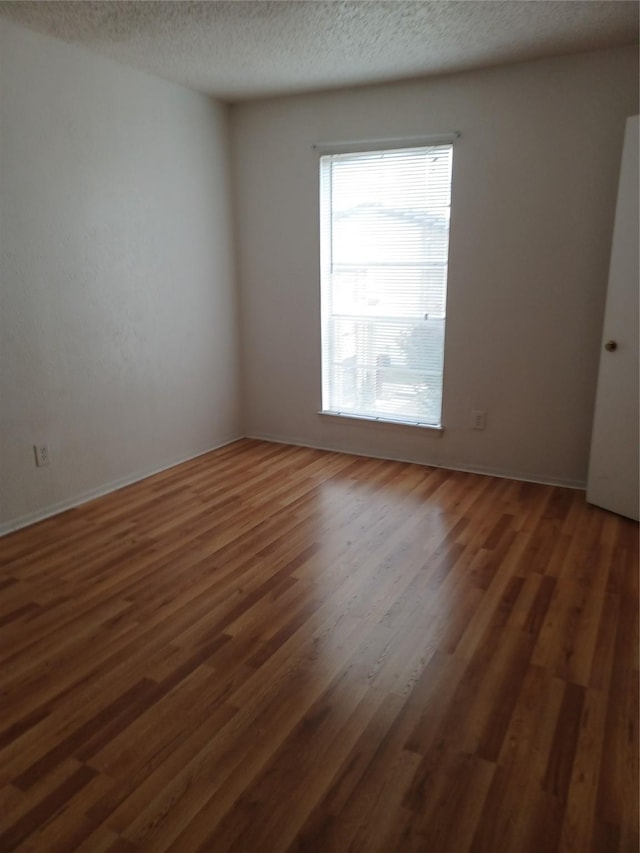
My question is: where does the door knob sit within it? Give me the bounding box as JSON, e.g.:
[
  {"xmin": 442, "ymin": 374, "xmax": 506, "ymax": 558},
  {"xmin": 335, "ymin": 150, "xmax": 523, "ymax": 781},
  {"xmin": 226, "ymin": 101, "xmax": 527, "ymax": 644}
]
[{"xmin": 604, "ymin": 340, "xmax": 618, "ymax": 352}]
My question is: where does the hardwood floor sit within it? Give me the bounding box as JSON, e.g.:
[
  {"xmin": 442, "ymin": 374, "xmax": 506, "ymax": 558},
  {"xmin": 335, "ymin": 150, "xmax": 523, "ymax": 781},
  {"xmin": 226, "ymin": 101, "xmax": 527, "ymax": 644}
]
[{"xmin": 0, "ymin": 438, "xmax": 637, "ymax": 852}]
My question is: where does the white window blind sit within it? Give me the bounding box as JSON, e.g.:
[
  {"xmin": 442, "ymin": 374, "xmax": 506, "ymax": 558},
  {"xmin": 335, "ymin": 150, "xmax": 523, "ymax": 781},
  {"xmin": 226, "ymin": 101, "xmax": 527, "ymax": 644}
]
[{"xmin": 320, "ymin": 143, "xmax": 453, "ymax": 427}]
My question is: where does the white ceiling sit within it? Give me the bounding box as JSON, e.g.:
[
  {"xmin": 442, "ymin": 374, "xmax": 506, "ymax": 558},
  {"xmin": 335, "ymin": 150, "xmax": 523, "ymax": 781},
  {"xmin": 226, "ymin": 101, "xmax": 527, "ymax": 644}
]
[{"xmin": 1, "ymin": 1, "xmax": 638, "ymax": 102}]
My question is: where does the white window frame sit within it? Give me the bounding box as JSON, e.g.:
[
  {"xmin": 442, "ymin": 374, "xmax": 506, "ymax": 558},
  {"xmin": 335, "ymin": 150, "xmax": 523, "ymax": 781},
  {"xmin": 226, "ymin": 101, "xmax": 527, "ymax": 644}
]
[{"xmin": 318, "ymin": 134, "xmax": 457, "ymax": 430}]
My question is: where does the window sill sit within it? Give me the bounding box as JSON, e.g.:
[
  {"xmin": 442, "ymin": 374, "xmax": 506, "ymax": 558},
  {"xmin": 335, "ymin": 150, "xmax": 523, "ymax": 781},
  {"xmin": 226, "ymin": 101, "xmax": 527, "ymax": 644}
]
[{"xmin": 318, "ymin": 411, "xmax": 443, "ymax": 432}]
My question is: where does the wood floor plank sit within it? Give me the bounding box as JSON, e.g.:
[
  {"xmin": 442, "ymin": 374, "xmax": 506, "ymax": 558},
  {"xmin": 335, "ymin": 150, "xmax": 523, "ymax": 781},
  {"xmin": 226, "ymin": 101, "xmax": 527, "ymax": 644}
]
[{"xmin": 0, "ymin": 438, "xmax": 637, "ymax": 851}]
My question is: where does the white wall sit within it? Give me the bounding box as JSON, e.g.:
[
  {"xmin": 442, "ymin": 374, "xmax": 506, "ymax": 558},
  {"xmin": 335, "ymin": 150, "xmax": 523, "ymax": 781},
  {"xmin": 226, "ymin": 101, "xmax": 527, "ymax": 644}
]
[
  {"xmin": 1, "ymin": 28, "xmax": 637, "ymax": 536},
  {"xmin": 0, "ymin": 20, "xmax": 241, "ymax": 532},
  {"xmin": 232, "ymin": 47, "xmax": 639, "ymax": 487}
]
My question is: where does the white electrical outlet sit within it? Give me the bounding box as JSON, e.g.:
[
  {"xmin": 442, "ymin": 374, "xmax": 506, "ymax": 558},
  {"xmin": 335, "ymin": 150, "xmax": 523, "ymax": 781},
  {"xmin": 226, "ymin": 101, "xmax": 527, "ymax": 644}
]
[
  {"xmin": 472, "ymin": 410, "xmax": 486, "ymax": 430},
  {"xmin": 34, "ymin": 443, "xmax": 50, "ymax": 467}
]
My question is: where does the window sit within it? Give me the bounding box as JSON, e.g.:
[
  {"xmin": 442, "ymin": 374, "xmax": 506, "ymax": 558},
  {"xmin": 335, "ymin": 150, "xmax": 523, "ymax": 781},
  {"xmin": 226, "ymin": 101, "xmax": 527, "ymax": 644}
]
[{"xmin": 320, "ymin": 142, "xmax": 453, "ymax": 428}]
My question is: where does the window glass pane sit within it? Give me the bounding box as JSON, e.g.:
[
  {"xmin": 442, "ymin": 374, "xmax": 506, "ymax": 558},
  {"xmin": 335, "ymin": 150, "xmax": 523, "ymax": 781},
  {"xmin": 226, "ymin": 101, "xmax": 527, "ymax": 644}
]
[{"xmin": 320, "ymin": 144, "xmax": 452, "ymax": 427}]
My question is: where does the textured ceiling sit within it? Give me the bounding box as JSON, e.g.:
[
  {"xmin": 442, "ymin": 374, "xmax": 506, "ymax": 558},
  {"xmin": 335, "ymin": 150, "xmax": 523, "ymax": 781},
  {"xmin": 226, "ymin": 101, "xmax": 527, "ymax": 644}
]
[{"xmin": 1, "ymin": 1, "xmax": 638, "ymax": 102}]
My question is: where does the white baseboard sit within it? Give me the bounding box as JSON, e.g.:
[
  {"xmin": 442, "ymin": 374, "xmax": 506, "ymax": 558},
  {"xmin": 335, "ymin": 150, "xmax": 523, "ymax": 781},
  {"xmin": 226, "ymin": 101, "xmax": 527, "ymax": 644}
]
[
  {"xmin": 246, "ymin": 431, "xmax": 587, "ymax": 491},
  {"xmin": 0, "ymin": 435, "xmax": 242, "ymax": 537},
  {"xmin": 1, "ymin": 431, "xmax": 586, "ymax": 537}
]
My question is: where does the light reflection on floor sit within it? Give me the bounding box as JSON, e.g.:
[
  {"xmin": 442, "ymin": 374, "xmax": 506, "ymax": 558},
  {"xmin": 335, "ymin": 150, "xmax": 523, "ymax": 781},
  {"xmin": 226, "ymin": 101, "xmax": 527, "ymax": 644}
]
[{"xmin": 273, "ymin": 464, "xmax": 464, "ymax": 699}]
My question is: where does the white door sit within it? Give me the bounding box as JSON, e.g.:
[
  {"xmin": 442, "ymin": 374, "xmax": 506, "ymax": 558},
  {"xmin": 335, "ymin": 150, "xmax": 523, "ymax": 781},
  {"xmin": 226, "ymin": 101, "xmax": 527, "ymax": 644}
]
[{"xmin": 587, "ymin": 115, "xmax": 639, "ymax": 521}]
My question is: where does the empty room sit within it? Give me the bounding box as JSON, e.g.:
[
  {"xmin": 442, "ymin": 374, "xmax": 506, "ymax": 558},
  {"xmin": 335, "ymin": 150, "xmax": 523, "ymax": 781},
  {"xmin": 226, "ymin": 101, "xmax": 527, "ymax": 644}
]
[{"xmin": 0, "ymin": 1, "xmax": 638, "ymax": 850}]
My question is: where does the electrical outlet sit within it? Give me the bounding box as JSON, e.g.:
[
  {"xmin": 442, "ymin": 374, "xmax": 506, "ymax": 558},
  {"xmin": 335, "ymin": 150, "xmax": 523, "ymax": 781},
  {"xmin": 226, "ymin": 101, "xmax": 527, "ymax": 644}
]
[
  {"xmin": 472, "ymin": 410, "xmax": 486, "ymax": 430},
  {"xmin": 34, "ymin": 443, "xmax": 50, "ymax": 467}
]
